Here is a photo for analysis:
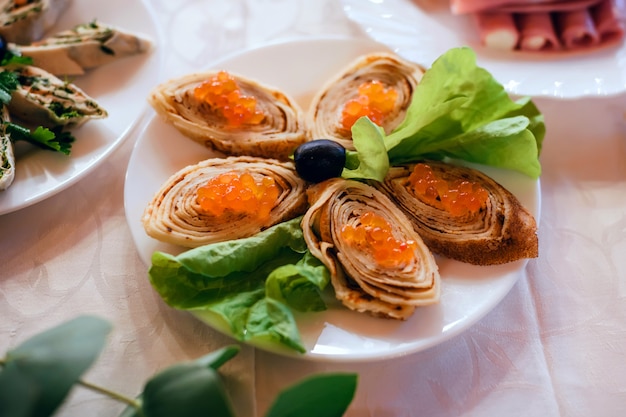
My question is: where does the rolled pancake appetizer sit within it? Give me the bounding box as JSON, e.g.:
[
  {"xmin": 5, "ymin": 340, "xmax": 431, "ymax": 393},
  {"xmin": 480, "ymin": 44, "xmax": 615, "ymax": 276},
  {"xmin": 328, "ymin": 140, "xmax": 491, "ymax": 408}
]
[
  {"xmin": 0, "ymin": 0, "xmax": 70, "ymax": 45},
  {"xmin": 19, "ymin": 21, "xmax": 153, "ymax": 76},
  {"xmin": 0, "ymin": 106, "xmax": 14, "ymax": 191},
  {"xmin": 302, "ymin": 178, "xmax": 440, "ymax": 320},
  {"xmin": 307, "ymin": 52, "xmax": 424, "ymax": 150},
  {"xmin": 375, "ymin": 161, "xmax": 538, "ymax": 265},
  {"xmin": 148, "ymin": 70, "xmax": 307, "ymax": 161},
  {"xmin": 143, "ymin": 156, "xmax": 308, "ymax": 248},
  {"xmin": 4, "ymin": 64, "xmax": 107, "ymax": 127}
]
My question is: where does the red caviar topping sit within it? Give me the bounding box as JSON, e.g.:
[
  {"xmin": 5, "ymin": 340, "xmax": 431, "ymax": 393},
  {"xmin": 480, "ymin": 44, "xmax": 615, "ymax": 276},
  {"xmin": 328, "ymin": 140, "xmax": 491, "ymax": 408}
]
[
  {"xmin": 194, "ymin": 71, "xmax": 265, "ymax": 127},
  {"xmin": 341, "ymin": 80, "xmax": 398, "ymax": 131},
  {"xmin": 408, "ymin": 163, "xmax": 489, "ymax": 217},
  {"xmin": 341, "ymin": 211, "xmax": 417, "ymax": 268},
  {"xmin": 196, "ymin": 171, "xmax": 279, "ymax": 219}
]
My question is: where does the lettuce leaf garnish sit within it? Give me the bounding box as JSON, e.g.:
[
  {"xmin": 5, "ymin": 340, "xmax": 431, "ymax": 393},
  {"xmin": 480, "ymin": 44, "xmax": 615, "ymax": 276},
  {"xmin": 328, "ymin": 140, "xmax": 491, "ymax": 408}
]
[
  {"xmin": 347, "ymin": 47, "xmax": 545, "ymax": 180},
  {"xmin": 148, "ymin": 217, "xmax": 330, "ymax": 353}
]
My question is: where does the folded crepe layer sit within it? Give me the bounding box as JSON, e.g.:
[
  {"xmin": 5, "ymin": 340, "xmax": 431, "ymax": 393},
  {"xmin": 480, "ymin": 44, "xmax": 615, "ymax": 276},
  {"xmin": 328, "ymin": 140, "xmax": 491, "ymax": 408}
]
[
  {"xmin": 0, "ymin": 0, "xmax": 70, "ymax": 44},
  {"xmin": 375, "ymin": 161, "xmax": 538, "ymax": 265},
  {"xmin": 20, "ymin": 21, "xmax": 152, "ymax": 76},
  {"xmin": 142, "ymin": 156, "xmax": 308, "ymax": 248},
  {"xmin": 5, "ymin": 64, "xmax": 107, "ymax": 127},
  {"xmin": 302, "ymin": 178, "xmax": 440, "ymax": 320},
  {"xmin": 148, "ymin": 71, "xmax": 307, "ymax": 161}
]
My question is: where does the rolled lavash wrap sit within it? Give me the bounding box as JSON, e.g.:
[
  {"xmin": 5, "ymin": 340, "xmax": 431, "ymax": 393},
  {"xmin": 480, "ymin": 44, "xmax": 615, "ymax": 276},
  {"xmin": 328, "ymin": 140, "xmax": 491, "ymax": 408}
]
[
  {"xmin": 0, "ymin": 0, "xmax": 70, "ymax": 45},
  {"xmin": 18, "ymin": 21, "xmax": 153, "ymax": 76},
  {"xmin": 307, "ymin": 52, "xmax": 424, "ymax": 151},
  {"xmin": 374, "ymin": 161, "xmax": 538, "ymax": 266},
  {"xmin": 301, "ymin": 178, "xmax": 440, "ymax": 320},
  {"xmin": 4, "ymin": 64, "xmax": 107, "ymax": 127},
  {"xmin": 148, "ymin": 71, "xmax": 307, "ymax": 161},
  {"xmin": 0, "ymin": 106, "xmax": 14, "ymax": 191},
  {"xmin": 142, "ymin": 156, "xmax": 308, "ymax": 248}
]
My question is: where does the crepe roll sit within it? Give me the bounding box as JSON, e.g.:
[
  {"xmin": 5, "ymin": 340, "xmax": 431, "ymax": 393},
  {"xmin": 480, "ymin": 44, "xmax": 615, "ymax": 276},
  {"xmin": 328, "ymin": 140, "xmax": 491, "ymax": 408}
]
[
  {"xmin": 4, "ymin": 64, "xmax": 107, "ymax": 127},
  {"xmin": 0, "ymin": 106, "xmax": 14, "ymax": 191},
  {"xmin": 301, "ymin": 178, "xmax": 440, "ymax": 320},
  {"xmin": 142, "ymin": 156, "xmax": 308, "ymax": 248},
  {"xmin": 0, "ymin": 0, "xmax": 70, "ymax": 45},
  {"xmin": 375, "ymin": 161, "xmax": 538, "ymax": 265},
  {"xmin": 148, "ymin": 70, "xmax": 307, "ymax": 161},
  {"xmin": 307, "ymin": 52, "xmax": 424, "ymax": 150},
  {"xmin": 19, "ymin": 21, "xmax": 153, "ymax": 76}
]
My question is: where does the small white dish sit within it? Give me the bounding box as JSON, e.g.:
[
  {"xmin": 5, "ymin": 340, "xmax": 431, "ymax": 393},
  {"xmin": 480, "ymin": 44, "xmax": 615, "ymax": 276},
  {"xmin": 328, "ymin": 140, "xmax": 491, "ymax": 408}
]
[
  {"xmin": 342, "ymin": 0, "xmax": 626, "ymax": 99},
  {"xmin": 0, "ymin": 0, "xmax": 164, "ymax": 215},
  {"xmin": 124, "ymin": 37, "xmax": 541, "ymax": 362}
]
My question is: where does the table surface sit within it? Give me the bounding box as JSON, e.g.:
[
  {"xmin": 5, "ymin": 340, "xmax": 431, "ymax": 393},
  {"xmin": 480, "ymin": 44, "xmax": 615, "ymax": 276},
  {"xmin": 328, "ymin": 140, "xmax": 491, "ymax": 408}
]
[{"xmin": 2, "ymin": 0, "xmax": 626, "ymax": 416}]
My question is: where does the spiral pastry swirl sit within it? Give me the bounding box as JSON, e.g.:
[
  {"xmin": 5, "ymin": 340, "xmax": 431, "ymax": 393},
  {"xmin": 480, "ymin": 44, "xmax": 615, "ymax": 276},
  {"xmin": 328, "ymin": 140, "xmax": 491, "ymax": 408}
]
[
  {"xmin": 302, "ymin": 178, "xmax": 440, "ymax": 320},
  {"xmin": 307, "ymin": 52, "xmax": 424, "ymax": 150},
  {"xmin": 375, "ymin": 161, "xmax": 539, "ymax": 265},
  {"xmin": 148, "ymin": 71, "xmax": 307, "ymax": 161},
  {"xmin": 142, "ymin": 156, "xmax": 308, "ymax": 248}
]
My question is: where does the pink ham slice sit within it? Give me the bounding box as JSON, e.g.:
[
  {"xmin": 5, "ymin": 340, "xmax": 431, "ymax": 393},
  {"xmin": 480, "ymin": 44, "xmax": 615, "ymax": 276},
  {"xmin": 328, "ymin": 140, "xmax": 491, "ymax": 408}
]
[
  {"xmin": 556, "ymin": 8, "xmax": 600, "ymax": 48},
  {"xmin": 518, "ymin": 12, "xmax": 562, "ymax": 50},
  {"xmin": 456, "ymin": 0, "xmax": 625, "ymax": 51},
  {"xmin": 475, "ymin": 12, "xmax": 520, "ymax": 49}
]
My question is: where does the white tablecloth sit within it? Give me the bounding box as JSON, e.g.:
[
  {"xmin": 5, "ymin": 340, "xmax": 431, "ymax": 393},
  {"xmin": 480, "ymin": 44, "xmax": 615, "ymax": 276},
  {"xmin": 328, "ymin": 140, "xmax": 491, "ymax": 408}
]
[{"xmin": 1, "ymin": 1, "xmax": 626, "ymax": 416}]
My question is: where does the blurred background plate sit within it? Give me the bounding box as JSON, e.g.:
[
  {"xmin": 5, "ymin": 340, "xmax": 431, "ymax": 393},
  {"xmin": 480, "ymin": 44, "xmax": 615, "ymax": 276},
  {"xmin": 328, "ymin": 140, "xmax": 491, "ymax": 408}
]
[
  {"xmin": 341, "ymin": 0, "xmax": 626, "ymax": 98},
  {"xmin": 0, "ymin": 0, "xmax": 164, "ymax": 215}
]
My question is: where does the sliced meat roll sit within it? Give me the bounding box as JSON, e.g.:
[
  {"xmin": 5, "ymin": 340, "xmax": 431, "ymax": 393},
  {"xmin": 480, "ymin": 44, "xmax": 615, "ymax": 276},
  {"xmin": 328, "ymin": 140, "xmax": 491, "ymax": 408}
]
[
  {"xmin": 0, "ymin": 0, "xmax": 70, "ymax": 45},
  {"xmin": 0, "ymin": 106, "xmax": 14, "ymax": 191},
  {"xmin": 148, "ymin": 71, "xmax": 307, "ymax": 161},
  {"xmin": 301, "ymin": 178, "xmax": 440, "ymax": 320},
  {"xmin": 307, "ymin": 52, "xmax": 424, "ymax": 151},
  {"xmin": 19, "ymin": 21, "xmax": 152, "ymax": 76},
  {"xmin": 375, "ymin": 161, "xmax": 538, "ymax": 265},
  {"xmin": 4, "ymin": 64, "xmax": 107, "ymax": 127},
  {"xmin": 142, "ymin": 156, "xmax": 308, "ymax": 248}
]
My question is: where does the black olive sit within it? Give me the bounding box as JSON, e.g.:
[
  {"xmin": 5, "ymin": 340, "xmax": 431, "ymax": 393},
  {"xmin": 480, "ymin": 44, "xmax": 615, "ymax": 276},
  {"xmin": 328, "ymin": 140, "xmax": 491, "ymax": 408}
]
[
  {"xmin": 0, "ymin": 35, "xmax": 7, "ymax": 62},
  {"xmin": 293, "ymin": 139, "xmax": 346, "ymax": 183}
]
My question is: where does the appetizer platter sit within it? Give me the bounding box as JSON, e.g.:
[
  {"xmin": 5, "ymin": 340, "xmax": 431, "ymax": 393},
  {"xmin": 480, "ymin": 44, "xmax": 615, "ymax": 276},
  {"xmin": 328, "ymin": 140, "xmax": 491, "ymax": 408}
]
[
  {"xmin": 125, "ymin": 37, "xmax": 542, "ymax": 361},
  {"xmin": 341, "ymin": 0, "xmax": 626, "ymax": 98},
  {"xmin": 0, "ymin": 0, "xmax": 163, "ymax": 215}
]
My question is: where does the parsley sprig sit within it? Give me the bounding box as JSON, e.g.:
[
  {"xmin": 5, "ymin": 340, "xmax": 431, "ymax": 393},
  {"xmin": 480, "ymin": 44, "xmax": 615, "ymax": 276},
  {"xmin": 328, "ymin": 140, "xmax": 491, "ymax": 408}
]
[{"xmin": 0, "ymin": 48, "xmax": 77, "ymax": 155}]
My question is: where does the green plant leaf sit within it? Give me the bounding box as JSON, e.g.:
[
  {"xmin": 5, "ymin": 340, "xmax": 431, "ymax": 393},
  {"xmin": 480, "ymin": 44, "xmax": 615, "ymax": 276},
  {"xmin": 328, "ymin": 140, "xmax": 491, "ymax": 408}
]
[
  {"xmin": 264, "ymin": 373, "xmax": 358, "ymax": 417},
  {"xmin": 194, "ymin": 345, "xmax": 240, "ymax": 370},
  {"xmin": 117, "ymin": 346, "xmax": 240, "ymax": 417},
  {"xmin": 141, "ymin": 360, "xmax": 235, "ymax": 417},
  {"xmin": 0, "ymin": 315, "xmax": 112, "ymax": 417}
]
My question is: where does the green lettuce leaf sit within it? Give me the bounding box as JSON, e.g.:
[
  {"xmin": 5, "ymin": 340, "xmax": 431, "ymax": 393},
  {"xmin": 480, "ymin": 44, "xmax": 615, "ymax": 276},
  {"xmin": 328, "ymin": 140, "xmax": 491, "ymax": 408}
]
[
  {"xmin": 148, "ymin": 217, "xmax": 329, "ymax": 353},
  {"xmin": 386, "ymin": 47, "xmax": 543, "ymax": 177},
  {"xmin": 347, "ymin": 47, "xmax": 545, "ymax": 180},
  {"xmin": 342, "ymin": 117, "xmax": 389, "ymax": 182}
]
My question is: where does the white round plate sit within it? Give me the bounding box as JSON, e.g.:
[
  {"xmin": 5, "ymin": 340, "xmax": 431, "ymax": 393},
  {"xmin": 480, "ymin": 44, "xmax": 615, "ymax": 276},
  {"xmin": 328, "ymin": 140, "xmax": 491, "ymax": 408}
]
[
  {"xmin": 342, "ymin": 0, "xmax": 626, "ymax": 99},
  {"xmin": 0, "ymin": 0, "xmax": 164, "ymax": 215},
  {"xmin": 124, "ymin": 37, "xmax": 541, "ymax": 362}
]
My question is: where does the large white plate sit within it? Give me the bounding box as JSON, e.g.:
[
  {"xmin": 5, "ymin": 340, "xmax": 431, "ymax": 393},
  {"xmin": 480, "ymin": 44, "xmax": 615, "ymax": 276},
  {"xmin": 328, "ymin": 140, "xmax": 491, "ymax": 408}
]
[
  {"xmin": 0, "ymin": 0, "xmax": 164, "ymax": 215},
  {"xmin": 124, "ymin": 37, "xmax": 541, "ymax": 362},
  {"xmin": 342, "ymin": 0, "xmax": 626, "ymax": 99}
]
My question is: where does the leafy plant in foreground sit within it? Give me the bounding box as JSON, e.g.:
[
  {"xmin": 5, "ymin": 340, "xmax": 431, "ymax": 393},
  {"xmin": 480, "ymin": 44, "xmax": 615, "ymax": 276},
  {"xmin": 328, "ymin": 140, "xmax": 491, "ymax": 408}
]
[{"xmin": 0, "ymin": 316, "xmax": 357, "ymax": 417}]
